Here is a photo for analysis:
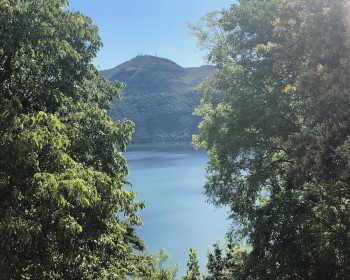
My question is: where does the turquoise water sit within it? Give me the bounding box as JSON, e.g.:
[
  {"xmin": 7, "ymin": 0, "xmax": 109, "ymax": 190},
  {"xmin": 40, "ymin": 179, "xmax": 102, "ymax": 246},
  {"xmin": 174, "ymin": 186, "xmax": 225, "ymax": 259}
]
[{"xmin": 125, "ymin": 142, "xmax": 230, "ymax": 275}]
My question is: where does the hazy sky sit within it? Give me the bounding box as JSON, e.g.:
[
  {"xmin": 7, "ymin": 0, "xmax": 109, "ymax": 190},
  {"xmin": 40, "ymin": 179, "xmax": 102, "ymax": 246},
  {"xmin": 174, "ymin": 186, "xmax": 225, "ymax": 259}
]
[{"xmin": 68, "ymin": 1, "xmax": 234, "ymax": 70}]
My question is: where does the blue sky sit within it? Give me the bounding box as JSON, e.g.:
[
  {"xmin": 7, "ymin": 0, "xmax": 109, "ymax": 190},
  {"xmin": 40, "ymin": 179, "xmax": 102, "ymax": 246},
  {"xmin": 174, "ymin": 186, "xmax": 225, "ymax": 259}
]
[{"xmin": 68, "ymin": 1, "xmax": 234, "ymax": 70}]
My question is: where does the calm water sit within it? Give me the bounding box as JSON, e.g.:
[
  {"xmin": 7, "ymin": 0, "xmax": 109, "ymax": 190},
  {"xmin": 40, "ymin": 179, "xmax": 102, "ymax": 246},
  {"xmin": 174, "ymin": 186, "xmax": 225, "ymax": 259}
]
[{"xmin": 124, "ymin": 142, "xmax": 230, "ymax": 275}]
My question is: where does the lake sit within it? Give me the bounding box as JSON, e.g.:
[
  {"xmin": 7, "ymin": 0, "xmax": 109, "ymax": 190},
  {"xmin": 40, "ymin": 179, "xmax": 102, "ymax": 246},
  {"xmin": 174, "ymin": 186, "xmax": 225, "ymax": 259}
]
[{"xmin": 124, "ymin": 142, "xmax": 230, "ymax": 276}]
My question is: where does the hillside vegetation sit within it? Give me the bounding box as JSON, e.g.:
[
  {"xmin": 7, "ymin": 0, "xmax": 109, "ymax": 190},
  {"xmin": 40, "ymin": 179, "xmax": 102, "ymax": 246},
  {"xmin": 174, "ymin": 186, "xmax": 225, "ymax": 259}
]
[{"xmin": 100, "ymin": 55, "xmax": 214, "ymax": 142}]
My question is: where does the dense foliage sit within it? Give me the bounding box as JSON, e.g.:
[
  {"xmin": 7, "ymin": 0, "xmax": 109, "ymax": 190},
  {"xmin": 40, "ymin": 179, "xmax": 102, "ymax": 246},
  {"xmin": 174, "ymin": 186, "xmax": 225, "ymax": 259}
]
[
  {"xmin": 0, "ymin": 0, "xmax": 149, "ymax": 278},
  {"xmin": 192, "ymin": 0, "xmax": 350, "ymax": 278}
]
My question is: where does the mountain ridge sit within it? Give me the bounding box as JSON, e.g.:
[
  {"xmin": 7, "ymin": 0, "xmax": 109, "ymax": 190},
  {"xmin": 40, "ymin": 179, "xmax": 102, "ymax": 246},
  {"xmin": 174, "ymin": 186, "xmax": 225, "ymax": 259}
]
[{"xmin": 100, "ymin": 55, "xmax": 214, "ymax": 142}]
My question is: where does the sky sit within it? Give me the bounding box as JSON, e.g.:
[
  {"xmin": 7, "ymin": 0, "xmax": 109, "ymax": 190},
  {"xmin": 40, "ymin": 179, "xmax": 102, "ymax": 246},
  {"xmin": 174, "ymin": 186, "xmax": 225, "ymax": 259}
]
[{"xmin": 68, "ymin": 1, "xmax": 235, "ymax": 70}]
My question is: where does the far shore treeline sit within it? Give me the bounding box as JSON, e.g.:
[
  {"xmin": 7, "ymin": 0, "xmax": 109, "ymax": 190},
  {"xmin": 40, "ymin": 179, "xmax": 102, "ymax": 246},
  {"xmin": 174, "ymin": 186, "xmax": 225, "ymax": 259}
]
[{"xmin": 1, "ymin": 0, "xmax": 350, "ymax": 279}]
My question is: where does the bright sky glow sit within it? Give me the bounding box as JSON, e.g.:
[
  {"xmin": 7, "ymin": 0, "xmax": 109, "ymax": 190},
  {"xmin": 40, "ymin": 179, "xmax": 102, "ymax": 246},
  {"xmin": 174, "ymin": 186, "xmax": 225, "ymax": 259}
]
[{"xmin": 68, "ymin": 0, "xmax": 235, "ymax": 70}]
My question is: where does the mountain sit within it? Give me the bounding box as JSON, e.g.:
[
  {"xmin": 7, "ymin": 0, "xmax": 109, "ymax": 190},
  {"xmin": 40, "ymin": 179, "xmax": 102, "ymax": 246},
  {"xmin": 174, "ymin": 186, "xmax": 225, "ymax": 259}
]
[{"xmin": 100, "ymin": 55, "xmax": 214, "ymax": 142}]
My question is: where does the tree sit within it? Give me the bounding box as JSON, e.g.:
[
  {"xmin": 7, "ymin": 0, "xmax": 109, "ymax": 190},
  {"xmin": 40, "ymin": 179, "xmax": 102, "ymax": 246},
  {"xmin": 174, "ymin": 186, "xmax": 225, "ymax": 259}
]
[
  {"xmin": 192, "ymin": 0, "xmax": 350, "ymax": 278},
  {"xmin": 141, "ymin": 248, "xmax": 178, "ymax": 280},
  {"xmin": 183, "ymin": 248, "xmax": 201, "ymax": 280},
  {"xmin": 222, "ymin": 235, "xmax": 246, "ymax": 280},
  {"xmin": 205, "ymin": 242, "xmax": 225, "ymax": 280},
  {"xmin": 202, "ymin": 238, "xmax": 246, "ymax": 280},
  {"xmin": 0, "ymin": 0, "xmax": 148, "ymax": 278}
]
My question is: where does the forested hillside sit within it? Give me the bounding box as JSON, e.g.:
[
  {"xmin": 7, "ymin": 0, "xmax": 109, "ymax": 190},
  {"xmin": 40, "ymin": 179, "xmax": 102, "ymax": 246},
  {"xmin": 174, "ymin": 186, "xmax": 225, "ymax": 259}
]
[{"xmin": 100, "ymin": 55, "xmax": 214, "ymax": 142}]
